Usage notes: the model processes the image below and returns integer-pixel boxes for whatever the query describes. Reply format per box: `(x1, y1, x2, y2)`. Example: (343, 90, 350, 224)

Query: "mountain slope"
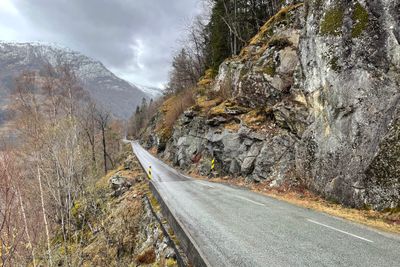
(0, 41, 147, 119)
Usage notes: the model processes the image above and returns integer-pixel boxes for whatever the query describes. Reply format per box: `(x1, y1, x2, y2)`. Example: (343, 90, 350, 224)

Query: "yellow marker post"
(211, 158, 215, 171)
(147, 165, 152, 180)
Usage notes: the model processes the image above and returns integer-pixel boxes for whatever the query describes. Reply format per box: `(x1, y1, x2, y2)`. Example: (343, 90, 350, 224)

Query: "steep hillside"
(33, 153, 179, 266)
(0, 41, 147, 119)
(141, 1, 400, 211)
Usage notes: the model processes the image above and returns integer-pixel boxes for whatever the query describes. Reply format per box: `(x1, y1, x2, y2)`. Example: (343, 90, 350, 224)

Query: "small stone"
(164, 247, 176, 259)
(269, 180, 278, 187)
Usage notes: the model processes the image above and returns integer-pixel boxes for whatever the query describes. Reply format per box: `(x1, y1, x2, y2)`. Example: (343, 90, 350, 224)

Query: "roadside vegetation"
(0, 65, 125, 266)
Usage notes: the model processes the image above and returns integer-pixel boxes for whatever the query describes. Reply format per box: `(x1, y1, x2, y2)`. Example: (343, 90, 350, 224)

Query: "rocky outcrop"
(155, 4, 307, 186)
(145, 1, 399, 210)
(296, 0, 400, 209)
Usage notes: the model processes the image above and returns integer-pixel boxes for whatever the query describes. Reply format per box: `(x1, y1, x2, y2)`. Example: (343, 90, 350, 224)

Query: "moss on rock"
(264, 59, 277, 76)
(351, 2, 369, 38)
(320, 6, 344, 36)
(329, 56, 341, 72)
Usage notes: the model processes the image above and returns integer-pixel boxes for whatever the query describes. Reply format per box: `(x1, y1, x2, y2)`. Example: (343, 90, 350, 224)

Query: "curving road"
(130, 141, 400, 267)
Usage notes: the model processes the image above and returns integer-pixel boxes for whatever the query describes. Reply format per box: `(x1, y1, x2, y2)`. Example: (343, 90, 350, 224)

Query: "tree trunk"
(102, 126, 107, 174)
(36, 163, 52, 266)
(17, 188, 36, 267)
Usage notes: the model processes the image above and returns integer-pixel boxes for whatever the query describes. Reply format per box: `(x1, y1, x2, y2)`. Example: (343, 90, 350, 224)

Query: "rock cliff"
(143, 1, 399, 210)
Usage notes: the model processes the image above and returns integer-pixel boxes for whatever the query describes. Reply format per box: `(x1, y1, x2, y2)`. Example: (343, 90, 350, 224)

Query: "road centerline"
(307, 219, 373, 243)
(235, 195, 265, 207)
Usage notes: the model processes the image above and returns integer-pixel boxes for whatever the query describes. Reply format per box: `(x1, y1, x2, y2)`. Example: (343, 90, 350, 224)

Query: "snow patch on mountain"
(132, 83, 163, 99)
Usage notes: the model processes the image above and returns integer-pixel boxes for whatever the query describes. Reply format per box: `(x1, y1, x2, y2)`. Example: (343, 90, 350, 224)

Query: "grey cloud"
(9, 0, 202, 86)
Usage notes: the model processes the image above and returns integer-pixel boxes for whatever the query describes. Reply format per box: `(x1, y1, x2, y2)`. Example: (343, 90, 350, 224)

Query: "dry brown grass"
(195, 96, 223, 114)
(197, 69, 215, 87)
(136, 247, 156, 264)
(148, 146, 158, 156)
(224, 122, 241, 131)
(157, 89, 195, 140)
(240, 109, 267, 128)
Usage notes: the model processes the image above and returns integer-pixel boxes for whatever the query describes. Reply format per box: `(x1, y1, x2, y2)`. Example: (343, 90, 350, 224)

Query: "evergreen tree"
(208, 0, 231, 71)
(206, 0, 282, 72)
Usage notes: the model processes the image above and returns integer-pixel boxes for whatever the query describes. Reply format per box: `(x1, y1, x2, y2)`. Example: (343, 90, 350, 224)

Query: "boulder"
(148, 1, 400, 210)
(253, 133, 296, 182)
(109, 173, 132, 197)
(241, 143, 262, 175)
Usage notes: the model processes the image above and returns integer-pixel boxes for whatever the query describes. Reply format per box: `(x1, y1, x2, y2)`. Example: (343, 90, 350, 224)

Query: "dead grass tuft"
(136, 247, 156, 264)
(196, 96, 223, 114)
(157, 89, 195, 140)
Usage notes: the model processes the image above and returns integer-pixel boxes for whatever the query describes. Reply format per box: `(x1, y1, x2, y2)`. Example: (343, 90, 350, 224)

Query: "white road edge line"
(235, 196, 265, 207)
(195, 181, 215, 188)
(307, 219, 373, 243)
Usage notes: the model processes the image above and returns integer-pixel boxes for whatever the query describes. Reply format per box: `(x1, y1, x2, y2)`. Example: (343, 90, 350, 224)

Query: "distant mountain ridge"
(131, 83, 163, 99)
(0, 41, 149, 119)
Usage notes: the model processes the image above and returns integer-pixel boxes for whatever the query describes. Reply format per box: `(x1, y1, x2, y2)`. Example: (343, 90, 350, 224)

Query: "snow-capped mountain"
(131, 83, 163, 99)
(0, 41, 148, 119)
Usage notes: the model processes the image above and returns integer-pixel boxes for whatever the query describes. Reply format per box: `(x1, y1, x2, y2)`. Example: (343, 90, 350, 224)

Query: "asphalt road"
(130, 141, 400, 267)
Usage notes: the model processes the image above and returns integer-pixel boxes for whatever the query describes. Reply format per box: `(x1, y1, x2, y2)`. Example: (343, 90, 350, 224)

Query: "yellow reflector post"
(148, 166, 152, 179)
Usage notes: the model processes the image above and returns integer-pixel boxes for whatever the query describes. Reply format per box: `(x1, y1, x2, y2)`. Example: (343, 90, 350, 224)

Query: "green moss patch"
(320, 6, 344, 36)
(351, 2, 369, 38)
(329, 56, 341, 72)
(263, 59, 277, 76)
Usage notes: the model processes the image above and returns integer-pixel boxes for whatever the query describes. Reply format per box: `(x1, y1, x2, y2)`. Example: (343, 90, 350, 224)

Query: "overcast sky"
(0, 0, 203, 88)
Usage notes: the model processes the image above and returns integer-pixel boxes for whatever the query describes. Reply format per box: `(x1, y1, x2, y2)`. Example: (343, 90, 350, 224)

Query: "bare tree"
(0, 150, 37, 267)
(80, 101, 98, 166)
(95, 108, 111, 174)
(12, 72, 53, 266)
